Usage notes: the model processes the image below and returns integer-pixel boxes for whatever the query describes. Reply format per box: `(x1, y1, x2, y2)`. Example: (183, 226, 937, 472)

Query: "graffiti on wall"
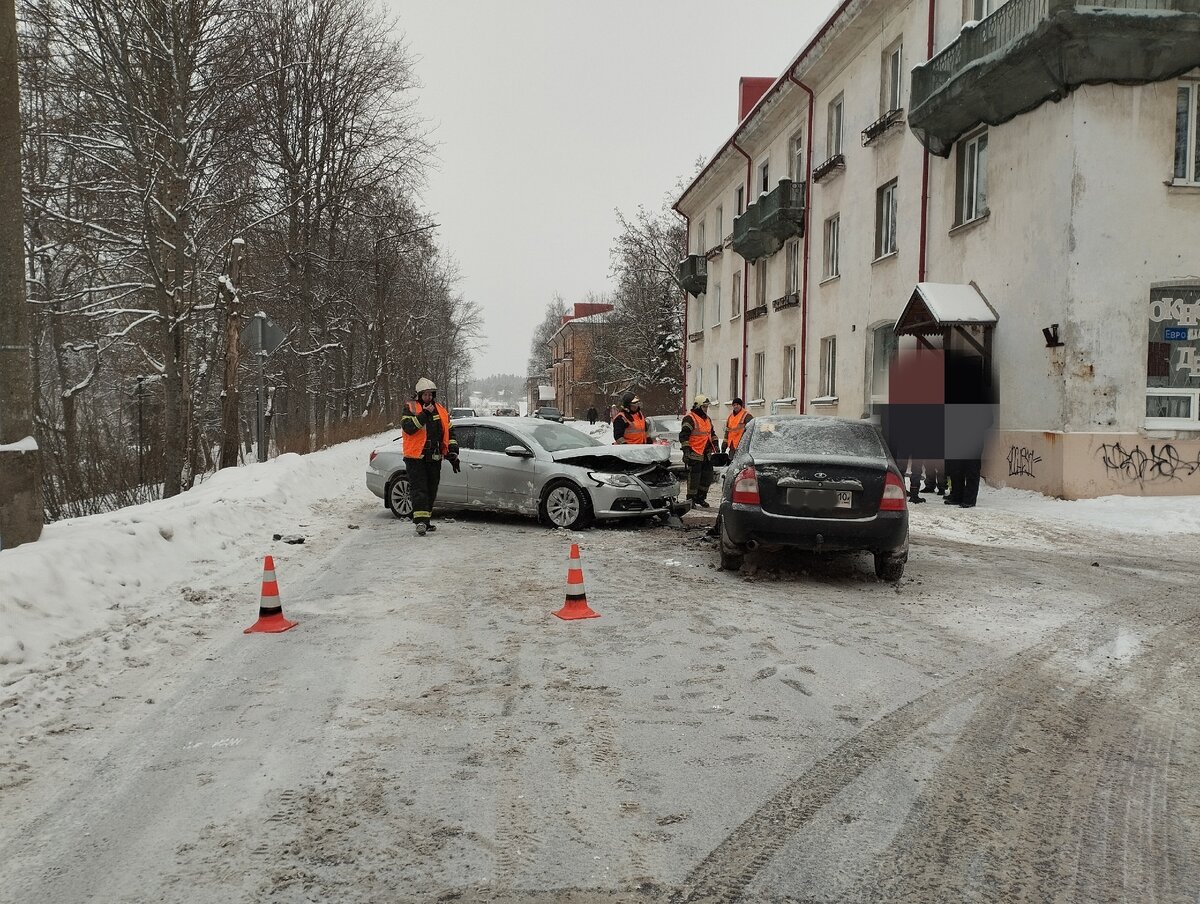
(1006, 446, 1042, 478)
(1097, 442, 1200, 484)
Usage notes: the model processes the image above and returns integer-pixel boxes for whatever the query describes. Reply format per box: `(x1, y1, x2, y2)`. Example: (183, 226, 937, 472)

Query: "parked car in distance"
(367, 416, 684, 529)
(533, 406, 564, 422)
(450, 407, 477, 418)
(715, 415, 909, 580)
(493, 407, 519, 417)
(644, 415, 685, 475)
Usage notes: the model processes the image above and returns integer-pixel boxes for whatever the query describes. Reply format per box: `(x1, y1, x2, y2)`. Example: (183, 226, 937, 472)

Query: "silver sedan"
(366, 416, 684, 529)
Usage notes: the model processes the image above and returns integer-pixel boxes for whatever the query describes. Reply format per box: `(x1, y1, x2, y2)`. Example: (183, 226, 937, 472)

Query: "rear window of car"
(538, 407, 561, 416)
(749, 418, 886, 459)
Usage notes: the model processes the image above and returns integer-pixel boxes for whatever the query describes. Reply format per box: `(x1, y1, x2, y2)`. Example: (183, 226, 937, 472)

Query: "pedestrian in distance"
(400, 377, 460, 536)
(680, 394, 719, 507)
(587, 406, 598, 425)
(723, 397, 753, 454)
(612, 392, 648, 444)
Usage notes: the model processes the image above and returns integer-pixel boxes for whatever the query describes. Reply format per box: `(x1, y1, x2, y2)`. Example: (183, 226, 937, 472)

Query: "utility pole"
(0, 0, 42, 550)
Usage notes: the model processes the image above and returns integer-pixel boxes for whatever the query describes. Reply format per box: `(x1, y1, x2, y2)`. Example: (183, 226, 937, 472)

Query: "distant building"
(674, 0, 1200, 498)
(547, 302, 614, 419)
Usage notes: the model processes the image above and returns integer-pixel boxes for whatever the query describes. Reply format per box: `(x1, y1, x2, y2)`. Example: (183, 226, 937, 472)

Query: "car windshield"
(524, 422, 603, 452)
(749, 417, 886, 459)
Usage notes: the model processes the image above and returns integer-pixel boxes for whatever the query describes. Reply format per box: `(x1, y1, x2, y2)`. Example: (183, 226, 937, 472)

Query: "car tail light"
(369, 450, 378, 464)
(731, 466, 760, 505)
(880, 472, 908, 511)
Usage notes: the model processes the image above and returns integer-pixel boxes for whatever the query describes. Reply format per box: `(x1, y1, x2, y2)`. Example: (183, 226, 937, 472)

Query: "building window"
(956, 129, 989, 225)
(783, 345, 797, 397)
(819, 336, 837, 398)
(753, 351, 766, 402)
(735, 185, 745, 216)
(716, 204, 724, 242)
(786, 239, 800, 294)
(697, 219, 706, 255)
(697, 365, 704, 395)
(964, 0, 997, 22)
(694, 294, 704, 329)
(1175, 80, 1200, 185)
(828, 93, 844, 156)
(790, 131, 804, 181)
(870, 322, 898, 402)
(875, 179, 898, 258)
(758, 157, 771, 195)
(823, 214, 840, 279)
(1146, 284, 1200, 425)
(882, 40, 903, 113)
(712, 364, 720, 400)
(755, 261, 768, 310)
(730, 358, 740, 399)
(713, 282, 722, 324)
(731, 271, 742, 317)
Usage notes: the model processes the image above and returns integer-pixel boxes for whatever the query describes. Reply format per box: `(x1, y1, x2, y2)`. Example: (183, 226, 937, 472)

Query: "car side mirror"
(504, 445, 533, 458)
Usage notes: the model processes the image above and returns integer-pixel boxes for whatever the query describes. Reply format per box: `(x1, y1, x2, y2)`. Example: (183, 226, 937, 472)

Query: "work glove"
(417, 406, 432, 425)
(449, 456, 461, 474)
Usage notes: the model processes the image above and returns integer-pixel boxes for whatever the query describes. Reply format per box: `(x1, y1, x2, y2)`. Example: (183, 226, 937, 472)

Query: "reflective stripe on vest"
(726, 409, 749, 449)
(685, 411, 713, 456)
(402, 401, 451, 459)
(624, 412, 647, 444)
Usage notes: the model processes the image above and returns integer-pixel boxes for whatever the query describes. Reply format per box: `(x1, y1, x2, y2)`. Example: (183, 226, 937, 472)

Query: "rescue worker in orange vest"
(612, 392, 648, 444)
(723, 397, 754, 454)
(679, 394, 719, 507)
(400, 377, 460, 537)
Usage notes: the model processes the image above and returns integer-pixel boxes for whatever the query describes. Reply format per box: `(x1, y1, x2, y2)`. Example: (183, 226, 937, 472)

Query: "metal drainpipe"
(681, 213, 690, 413)
(919, 0, 936, 283)
(787, 72, 815, 414)
(732, 141, 751, 401)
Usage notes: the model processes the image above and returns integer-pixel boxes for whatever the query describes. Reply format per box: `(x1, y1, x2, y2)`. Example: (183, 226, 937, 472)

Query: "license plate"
(787, 488, 854, 509)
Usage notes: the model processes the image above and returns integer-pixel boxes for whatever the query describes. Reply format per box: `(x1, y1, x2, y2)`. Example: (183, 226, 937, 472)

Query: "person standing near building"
(723, 398, 753, 454)
(680, 394, 719, 507)
(612, 392, 648, 444)
(587, 406, 598, 425)
(400, 377, 459, 536)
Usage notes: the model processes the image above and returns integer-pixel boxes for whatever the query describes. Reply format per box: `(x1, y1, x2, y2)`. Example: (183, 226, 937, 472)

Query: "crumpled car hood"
(552, 444, 670, 472)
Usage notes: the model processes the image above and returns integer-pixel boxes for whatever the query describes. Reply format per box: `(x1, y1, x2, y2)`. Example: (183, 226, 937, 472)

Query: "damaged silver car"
(366, 416, 685, 529)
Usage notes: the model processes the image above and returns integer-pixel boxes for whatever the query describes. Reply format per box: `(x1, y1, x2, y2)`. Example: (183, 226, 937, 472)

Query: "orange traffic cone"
(244, 555, 298, 634)
(553, 543, 599, 620)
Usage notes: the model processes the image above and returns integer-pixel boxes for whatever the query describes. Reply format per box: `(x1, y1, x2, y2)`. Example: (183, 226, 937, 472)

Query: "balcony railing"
(909, 0, 1200, 156)
(730, 179, 807, 262)
(812, 154, 845, 184)
(772, 293, 801, 312)
(677, 254, 708, 297)
(745, 304, 769, 321)
(862, 108, 905, 147)
(688, 330, 705, 343)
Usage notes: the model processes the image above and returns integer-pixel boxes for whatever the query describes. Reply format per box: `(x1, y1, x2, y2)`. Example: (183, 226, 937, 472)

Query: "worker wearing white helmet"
(679, 394, 718, 508)
(400, 377, 460, 536)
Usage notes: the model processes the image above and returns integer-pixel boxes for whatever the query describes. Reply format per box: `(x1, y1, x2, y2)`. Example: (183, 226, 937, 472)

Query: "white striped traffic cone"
(244, 555, 299, 634)
(553, 543, 599, 620)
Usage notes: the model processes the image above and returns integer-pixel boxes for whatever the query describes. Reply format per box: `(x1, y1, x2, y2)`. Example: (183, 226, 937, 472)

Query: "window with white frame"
(731, 271, 742, 317)
(716, 204, 724, 242)
(1146, 284, 1200, 425)
(1175, 80, 1200, 185)
(735, 185, 745, 216)
(755, 261, 768, 310)
(823, 214, 840, 279)
(697, 365, 704, 395)
(882, 39, 903, 113)
(790, 131, 804, 181)
(753, 352, 766, 402)
(712, 281, 722, 324)
(819, 336, 837, 398)
(758, 157, 771, 195)
(697, 219, 706, 255)
(828, 93, 844, 157)
(712, 364, 720, 399)
(783, 345, 797, 397)
(730, 358, 740, 399)
(875, 179, 898, 258)
(870, 322, 898, 402)
(964, 0, 998, 22)
(956, 129, 989, 225)
(786, 239, 800, 295)
(694, 294, 704, 329)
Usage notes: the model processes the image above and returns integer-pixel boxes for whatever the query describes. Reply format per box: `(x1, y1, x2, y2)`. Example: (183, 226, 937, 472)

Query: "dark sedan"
(715, 415, 909, 580)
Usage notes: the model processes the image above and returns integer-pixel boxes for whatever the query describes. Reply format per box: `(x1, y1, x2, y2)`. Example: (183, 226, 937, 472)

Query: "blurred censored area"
(875, 349, 998, 461)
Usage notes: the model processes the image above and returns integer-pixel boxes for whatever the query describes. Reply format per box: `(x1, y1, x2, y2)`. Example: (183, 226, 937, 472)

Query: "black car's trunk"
(752, 456, 888, 519)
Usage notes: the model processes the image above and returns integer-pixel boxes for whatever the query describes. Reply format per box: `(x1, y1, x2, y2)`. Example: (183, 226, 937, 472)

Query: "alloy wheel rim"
(391, 480, 413, 517)
(546, 487, 579, 526)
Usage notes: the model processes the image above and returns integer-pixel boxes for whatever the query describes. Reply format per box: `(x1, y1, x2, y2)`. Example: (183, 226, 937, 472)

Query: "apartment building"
(547, 302, 614, 420)
(675, 0, 1200, 498)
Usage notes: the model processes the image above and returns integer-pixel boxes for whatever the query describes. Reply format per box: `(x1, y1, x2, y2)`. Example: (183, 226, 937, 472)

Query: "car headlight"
(589, 472, 636, 488)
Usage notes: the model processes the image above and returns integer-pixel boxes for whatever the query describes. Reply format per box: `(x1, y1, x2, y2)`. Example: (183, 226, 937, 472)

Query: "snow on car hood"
(552, 444, 670, 472)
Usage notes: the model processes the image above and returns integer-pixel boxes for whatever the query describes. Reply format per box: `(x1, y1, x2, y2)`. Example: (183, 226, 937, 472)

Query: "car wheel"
(385, 474, 413, 520)
(540, 479, 592, 529)
(874, 552, 905, 582)
(718, 516, 744, 572)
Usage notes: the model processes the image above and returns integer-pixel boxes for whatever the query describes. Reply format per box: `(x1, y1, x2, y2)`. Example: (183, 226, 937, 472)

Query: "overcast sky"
(387, 0, 839, 379)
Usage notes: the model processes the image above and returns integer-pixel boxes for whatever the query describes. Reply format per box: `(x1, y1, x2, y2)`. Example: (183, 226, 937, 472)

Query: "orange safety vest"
(402, 401, 451, 459)
(684, 410, 714, 456)
(620, 411, 647, 444)
(726, 409, 749, 450)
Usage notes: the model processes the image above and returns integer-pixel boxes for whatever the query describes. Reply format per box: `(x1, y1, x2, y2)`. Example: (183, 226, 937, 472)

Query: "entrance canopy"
(894, 282, 998, 336)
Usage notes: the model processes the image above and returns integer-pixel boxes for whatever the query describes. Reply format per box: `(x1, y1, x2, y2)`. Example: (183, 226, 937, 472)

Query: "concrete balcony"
(910, 0, 1200, 156)
(731, 179, 807, 262)
(677, 254, 708, 297)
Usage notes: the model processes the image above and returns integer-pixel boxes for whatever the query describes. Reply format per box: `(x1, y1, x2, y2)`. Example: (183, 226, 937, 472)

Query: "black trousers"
(945, 459, 981, 505)
(686, 454, 714, 502)
(405, 456, 441, 524)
